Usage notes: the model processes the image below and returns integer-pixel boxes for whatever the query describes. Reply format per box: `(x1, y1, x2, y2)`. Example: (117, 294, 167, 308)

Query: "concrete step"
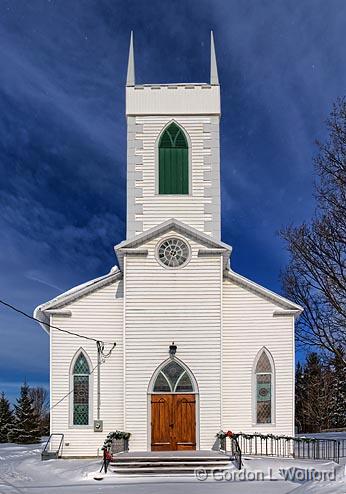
(109, 451, 233, 475)
(112, 465, 233, 475)
(112, 453, 230, 463)
(111, 460, 230, 468)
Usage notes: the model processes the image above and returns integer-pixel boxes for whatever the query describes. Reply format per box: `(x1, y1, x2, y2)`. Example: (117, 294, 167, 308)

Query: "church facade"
(35, 33, 301, 457)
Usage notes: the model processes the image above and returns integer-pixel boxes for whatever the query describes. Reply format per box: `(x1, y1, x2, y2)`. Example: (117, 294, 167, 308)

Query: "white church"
(35, 33, 302, 457)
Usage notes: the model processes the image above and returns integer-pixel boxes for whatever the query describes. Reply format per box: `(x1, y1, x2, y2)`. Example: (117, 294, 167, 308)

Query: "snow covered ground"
(0, 438, 345, 494)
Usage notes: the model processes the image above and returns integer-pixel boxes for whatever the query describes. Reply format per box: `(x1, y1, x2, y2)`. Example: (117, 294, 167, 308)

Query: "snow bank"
(0, 440, 345, 493)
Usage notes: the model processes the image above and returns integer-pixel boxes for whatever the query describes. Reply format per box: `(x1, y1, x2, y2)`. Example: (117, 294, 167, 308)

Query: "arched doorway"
(148, 358, 198, 451)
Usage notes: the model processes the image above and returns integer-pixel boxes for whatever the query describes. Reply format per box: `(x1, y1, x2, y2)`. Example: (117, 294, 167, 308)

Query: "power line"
(0, 298, 116, 346)
(48, 351, 114, 413)
(0, 298, 117, 412)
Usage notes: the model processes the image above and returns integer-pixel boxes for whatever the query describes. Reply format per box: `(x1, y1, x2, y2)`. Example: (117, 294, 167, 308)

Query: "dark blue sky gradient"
(0, 0, 345, 402)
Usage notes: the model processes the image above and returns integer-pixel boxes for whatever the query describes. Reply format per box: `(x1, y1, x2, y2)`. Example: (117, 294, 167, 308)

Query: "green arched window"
(72, 352, 90, 426)
(159, 123, 189, 194)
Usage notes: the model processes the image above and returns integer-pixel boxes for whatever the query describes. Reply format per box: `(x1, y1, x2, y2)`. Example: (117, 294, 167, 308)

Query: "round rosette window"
(157, 238, 190, 268)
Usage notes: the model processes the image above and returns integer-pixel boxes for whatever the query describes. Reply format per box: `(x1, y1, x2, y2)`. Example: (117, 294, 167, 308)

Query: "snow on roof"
(33, 266, 122, 333)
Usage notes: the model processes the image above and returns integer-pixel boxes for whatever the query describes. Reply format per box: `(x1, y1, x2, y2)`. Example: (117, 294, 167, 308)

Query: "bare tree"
(281, 98, 346, 365)
(29, 386, 49, 435)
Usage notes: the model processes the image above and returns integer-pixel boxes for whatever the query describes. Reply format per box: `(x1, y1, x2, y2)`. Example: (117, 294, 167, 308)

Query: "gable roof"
(33, 266, 122, 333)
(115, 217, 231, 252)
(224, 269, 303, 313)
(34, 221, 301, 334)
(115, 219, 232, 269)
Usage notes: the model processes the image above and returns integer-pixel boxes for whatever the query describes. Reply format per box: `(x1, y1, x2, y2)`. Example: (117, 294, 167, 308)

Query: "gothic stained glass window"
(158, 122, 189, 195)
(153, 361, 193, 393)
(255, 350, 273, 424)
(73, 352, 90, 425)
(256, 352, 271, 373)
(176, 372, 194, 392)
(153, 372, 170, 393)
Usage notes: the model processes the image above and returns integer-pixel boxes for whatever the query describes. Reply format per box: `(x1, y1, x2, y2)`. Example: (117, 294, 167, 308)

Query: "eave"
(33, 267, 123, 334)
(224, 269, 303, 314)
(115, 218, 232, 270)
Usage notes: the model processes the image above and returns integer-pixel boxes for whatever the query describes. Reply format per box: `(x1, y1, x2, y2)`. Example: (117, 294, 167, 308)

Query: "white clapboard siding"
(50, 280, 124, 457)
(222, 278, 295, 436)
(48, 253, 295, 456)
(124, 230, 223, 450)
(133, 116, 216, 235)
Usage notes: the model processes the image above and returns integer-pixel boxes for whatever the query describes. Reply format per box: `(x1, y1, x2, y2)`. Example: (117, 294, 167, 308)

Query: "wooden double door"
(151, 394, 196, 451)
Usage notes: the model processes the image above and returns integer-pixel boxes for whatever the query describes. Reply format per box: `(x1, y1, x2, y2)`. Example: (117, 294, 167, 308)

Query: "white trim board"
(34, 268, 123, 333)
(224, 270, 303, 312)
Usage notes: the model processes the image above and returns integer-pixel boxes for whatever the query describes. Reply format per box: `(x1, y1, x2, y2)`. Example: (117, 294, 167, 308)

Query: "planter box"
(110, 438, 129, 454)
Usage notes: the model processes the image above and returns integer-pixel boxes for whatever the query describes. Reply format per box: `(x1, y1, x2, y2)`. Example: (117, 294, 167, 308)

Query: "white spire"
(126, 31, 135, 86)
(210, 31, 219, 85)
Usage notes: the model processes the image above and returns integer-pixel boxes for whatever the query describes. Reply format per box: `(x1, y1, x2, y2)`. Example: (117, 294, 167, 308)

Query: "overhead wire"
(48, 351, 115, 413)
(0, 298, 116, 346)
(0, 298, 117, 411)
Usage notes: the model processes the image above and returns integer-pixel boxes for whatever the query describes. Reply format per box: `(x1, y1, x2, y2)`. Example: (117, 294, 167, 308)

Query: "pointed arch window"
(153, 360, 194, 393)
(72, 352, 90, 425)
(158, 123, 189, 195)
(255, 350, 273, 424)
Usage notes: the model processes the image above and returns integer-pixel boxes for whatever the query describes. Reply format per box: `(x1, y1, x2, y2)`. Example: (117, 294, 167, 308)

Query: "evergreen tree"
(295, 362, 305, 433)
(329, 347, 346, 429)
(0, 392, 13, 443)
(296, 352, 340, 433)
(7, 383, 41, 444)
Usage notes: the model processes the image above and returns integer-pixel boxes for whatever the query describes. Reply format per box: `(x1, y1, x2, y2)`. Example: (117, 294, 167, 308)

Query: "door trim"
(147, 357, 200, 451)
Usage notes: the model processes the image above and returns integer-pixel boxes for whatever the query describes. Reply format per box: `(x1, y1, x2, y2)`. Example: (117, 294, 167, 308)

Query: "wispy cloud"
(0, 0, 345, 396)
(25, 271, 64, 292)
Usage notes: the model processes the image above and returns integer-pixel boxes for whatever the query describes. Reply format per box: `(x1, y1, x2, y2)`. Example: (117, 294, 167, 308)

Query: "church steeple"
(125, 33, 221, 240)
(126, 31, 135, 87)
(210, 31, 219, 85)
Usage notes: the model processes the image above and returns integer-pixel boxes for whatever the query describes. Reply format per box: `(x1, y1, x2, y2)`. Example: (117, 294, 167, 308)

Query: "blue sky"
(0, 0, 345, 403)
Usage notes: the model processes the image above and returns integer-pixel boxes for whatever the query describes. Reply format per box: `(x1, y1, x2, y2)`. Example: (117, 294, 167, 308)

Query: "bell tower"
(125, 32, 221, 240)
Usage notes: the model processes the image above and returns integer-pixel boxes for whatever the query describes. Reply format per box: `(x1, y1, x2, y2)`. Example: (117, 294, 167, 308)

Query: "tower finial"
(210, 31, 219, 85)
(126, 31, 135, 86)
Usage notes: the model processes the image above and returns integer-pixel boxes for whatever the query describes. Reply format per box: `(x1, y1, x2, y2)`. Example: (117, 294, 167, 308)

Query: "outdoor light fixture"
(169, 341, 177, 357)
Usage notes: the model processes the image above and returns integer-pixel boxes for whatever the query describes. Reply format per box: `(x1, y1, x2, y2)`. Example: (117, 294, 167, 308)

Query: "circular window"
(157, 238, 190, 268)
